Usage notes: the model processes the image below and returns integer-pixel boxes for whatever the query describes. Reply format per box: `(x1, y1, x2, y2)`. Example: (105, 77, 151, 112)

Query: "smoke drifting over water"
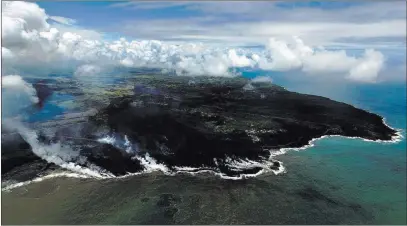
(3, 119, 402, 192)
(1, 75, 403, 192)
(2, 120, 113, 179)
(1, 127, 288, 192)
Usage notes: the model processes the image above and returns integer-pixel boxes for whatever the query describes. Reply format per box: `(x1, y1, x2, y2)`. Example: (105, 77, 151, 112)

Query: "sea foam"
(2, 118, 402, 191)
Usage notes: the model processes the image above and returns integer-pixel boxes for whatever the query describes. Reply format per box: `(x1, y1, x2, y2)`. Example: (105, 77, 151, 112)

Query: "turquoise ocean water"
(252, 73, 407, 224)
(7, 72, 406, 224)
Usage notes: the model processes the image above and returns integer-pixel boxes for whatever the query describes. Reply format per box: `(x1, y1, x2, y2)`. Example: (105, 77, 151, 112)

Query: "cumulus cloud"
(2, 47, 14, 60)
(2, 1, 49, 31)
(51, 23, 104, 40)
(256, 37, 303, 71)
(2, 75, 39, 103)
(228, 49, 254, 67)
(255, 36, 385, 82)
(74, 64, 103, 77)
(301, 50, 357, 73)
(2, 75, 39, 118)
(1, 2, 251, 77)
(1, 1, 387, 82)
(348, 49, 385, 82)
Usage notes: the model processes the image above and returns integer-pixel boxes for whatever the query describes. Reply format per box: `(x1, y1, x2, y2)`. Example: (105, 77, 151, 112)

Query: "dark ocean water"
(2, 72, 406, 224)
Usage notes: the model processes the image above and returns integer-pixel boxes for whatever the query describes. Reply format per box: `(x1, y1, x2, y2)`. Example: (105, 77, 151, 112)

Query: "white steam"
(243, 82, 255, 91)
(3, 120, 112, 178)
(242, 75, 273, 92)
(97, 133, 138, 154)
(251, 76, 273, 84)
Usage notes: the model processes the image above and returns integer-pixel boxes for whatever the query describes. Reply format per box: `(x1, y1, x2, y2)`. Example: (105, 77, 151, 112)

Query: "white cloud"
(2, 47, 14, 60)
(109, 1, 406, 49)
(2, 75, 39, 103)
(348, 49, 385, 82)
(2, 75, 39, 118)
(255, 37, 385, 81)
(74, 64, 102, 77)
(2, 1, 49, 31)
(51, 23, 103, 40)
(120, 58, 134, 67)
(0, 1, 392, 82)
(113, 18, 405, 50)
(301, 50, 358, 74)
(49, 16, 77, 25)
(228, 49, 254, 67)
(256, 37, 303, 71)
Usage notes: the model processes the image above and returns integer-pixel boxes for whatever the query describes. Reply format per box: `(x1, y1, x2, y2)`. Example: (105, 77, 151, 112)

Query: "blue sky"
(37, 1, 406, 50)
(37, 1, 406, 64)
(38, 1, 367, 26)
(37, 1, 371, 28)
(3, 1, 406, 83)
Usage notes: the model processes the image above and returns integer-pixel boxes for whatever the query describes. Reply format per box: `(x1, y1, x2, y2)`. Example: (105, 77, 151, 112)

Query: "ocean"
(269, 75, 407, 224)
(1, 72, 406, 224)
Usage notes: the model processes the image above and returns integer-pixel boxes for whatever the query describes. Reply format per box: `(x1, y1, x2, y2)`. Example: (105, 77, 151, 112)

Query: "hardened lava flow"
(1, 75, 400, 185)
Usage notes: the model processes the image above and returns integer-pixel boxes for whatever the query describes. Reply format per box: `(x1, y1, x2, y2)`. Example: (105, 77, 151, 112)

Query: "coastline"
(3, 116, 403, 192)
(270, 117, 404, 158)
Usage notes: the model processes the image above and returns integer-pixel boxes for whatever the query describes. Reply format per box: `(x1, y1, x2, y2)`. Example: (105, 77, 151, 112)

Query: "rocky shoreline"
(1, 75, 400, 184)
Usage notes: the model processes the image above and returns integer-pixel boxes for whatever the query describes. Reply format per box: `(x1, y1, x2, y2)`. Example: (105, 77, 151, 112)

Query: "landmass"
(1, 75, 400, 184)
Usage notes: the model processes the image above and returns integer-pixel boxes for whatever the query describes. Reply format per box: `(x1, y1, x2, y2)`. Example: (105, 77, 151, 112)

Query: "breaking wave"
(1, 117, 403, 192)
(3, 120, 114, 179)
(95, 133, 286, 180)
(2, 172, 89, 191)
(268, 118, 403, 157)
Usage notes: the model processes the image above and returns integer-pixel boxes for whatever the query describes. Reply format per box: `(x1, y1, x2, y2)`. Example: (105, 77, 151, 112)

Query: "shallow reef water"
(1, 75, 406, 224)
